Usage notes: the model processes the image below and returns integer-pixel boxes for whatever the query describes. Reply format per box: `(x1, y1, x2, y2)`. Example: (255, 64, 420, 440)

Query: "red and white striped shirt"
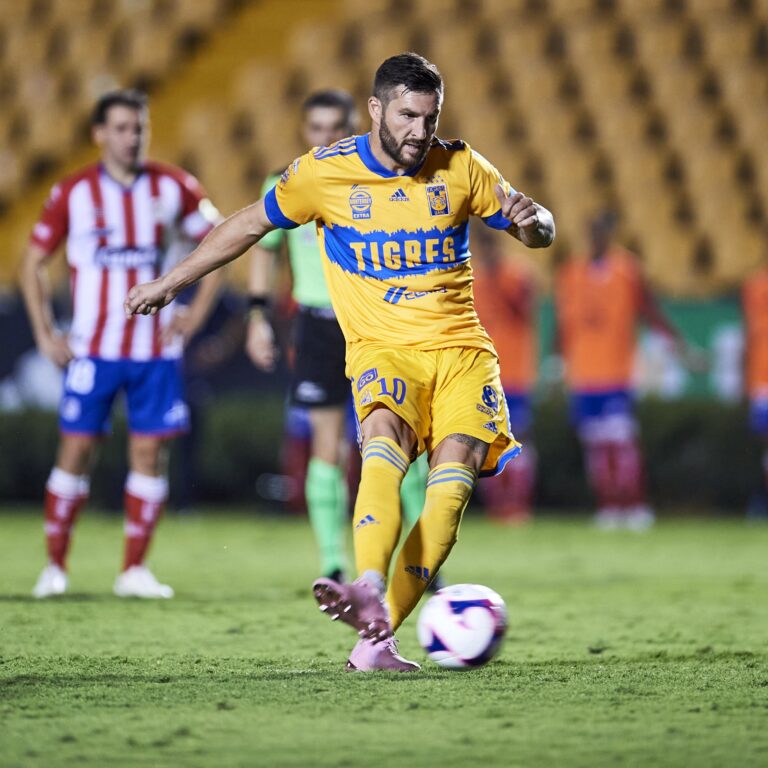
(30, 161, 218, 361)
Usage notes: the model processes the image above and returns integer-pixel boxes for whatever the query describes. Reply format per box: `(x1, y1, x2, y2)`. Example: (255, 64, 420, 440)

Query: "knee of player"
(56, 434, 98, 475)
(360, 407, 416, 456)
(128, 436, 168, 476)
(431, 433, 489, 472)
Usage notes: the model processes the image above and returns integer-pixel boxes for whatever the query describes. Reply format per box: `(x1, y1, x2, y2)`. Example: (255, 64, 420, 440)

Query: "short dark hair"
(302, 89, 358, 128)
(91, 89, 148, 126)
(373, 52, 443, 103)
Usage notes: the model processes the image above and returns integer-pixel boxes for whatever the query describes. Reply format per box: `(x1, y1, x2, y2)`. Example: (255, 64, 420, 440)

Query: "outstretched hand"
(494, 184, 538, 230)
(124, 278, 175, 317)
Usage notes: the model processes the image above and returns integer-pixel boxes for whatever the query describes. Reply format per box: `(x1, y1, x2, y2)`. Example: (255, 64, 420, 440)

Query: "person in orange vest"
(555, 211, 692, 530)
(742, 252, 768, 516)
(472, 226, 538, 523)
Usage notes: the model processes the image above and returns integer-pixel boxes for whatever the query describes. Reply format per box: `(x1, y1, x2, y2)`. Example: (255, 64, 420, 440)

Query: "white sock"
(359, 569, 386, 596)
(47, 468, 84, 499)
(125, 472, 168, 503)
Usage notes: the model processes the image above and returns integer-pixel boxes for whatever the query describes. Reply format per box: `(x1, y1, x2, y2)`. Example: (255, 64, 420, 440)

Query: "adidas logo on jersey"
(389, 188, 409, 202)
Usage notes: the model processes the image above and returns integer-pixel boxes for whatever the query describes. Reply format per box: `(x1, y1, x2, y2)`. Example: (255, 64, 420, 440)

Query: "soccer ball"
(417, 583, 508, 669)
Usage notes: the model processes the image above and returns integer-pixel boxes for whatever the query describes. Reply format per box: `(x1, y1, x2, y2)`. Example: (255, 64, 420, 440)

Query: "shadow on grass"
(0, 593, 115, 603)
(0, 666, 453, 692)
(4, 649, 762, 691)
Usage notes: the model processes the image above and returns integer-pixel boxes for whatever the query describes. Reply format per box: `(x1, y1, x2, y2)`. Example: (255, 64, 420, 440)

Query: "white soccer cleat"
(625, 505, 656, 531)
(113, 565, 174, 599)
(32, 564, 68, 598)
(593, 508, 622, 530)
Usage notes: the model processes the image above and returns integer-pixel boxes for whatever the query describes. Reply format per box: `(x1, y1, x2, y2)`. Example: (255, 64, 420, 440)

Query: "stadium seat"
(0, 148, 23, 202)
(633, 19, 689, 63)
(701, 15, 755, 61)
(479, 0, 551, 18)
(125, 26, 180, 82)
(546, 0, 600, 18)
(173, 0, 225, 29)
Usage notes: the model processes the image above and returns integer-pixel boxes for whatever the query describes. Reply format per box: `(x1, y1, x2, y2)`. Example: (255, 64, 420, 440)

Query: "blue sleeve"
(264, 186, 299, 230)
(481, 209, 514, 230)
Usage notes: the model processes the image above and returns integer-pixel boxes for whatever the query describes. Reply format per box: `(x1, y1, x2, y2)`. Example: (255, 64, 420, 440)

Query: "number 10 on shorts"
(377, 376, 406, 405)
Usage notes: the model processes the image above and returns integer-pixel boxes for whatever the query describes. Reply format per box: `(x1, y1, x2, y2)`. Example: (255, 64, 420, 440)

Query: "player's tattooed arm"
(494, 185, 555, 249)
(125, 199, 276, 317)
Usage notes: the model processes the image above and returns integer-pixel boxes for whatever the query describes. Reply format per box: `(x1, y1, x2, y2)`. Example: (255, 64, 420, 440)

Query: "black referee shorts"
(290, 305, 350, 408)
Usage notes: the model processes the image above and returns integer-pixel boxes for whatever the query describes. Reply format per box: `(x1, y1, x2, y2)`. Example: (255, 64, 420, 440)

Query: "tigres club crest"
(426, 182, 450, 217)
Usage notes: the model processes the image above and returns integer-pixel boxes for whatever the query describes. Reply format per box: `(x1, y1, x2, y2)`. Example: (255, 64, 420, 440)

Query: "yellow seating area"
(0, 0, 229, 206)
(1, 0, 767, 295)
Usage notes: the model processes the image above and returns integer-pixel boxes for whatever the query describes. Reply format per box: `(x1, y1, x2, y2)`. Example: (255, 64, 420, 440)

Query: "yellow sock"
(386, 462, 476, 630)
(352, 437, 409, 578)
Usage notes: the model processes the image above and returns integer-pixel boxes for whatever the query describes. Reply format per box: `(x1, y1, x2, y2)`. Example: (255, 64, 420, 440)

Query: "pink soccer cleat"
(312, 575, 392, 641)
(346, 636, 421, 672)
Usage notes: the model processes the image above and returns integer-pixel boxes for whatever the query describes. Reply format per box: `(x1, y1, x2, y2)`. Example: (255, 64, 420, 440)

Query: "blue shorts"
(569, 389, 634, 427)
(59, 357, 189, 436)
(284, 403, 312, 440)
(504, 391, 533, 434)
(284, 395, 356, 442)
(750, 398, 768, 434)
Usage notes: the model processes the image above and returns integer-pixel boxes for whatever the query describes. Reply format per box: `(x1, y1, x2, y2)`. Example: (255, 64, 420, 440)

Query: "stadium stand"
(1, 0, 767, 293)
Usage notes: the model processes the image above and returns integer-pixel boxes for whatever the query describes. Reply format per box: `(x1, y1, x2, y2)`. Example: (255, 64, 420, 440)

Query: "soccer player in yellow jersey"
(126, 53, 555, 671)
(247, 89, 429, 585)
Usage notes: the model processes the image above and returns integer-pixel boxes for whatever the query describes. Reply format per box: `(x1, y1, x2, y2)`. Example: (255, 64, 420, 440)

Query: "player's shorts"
(284, 402, 312, 440)
(290, 306, 349, 408)
(749, 397, 768, 434)
(347, 343, 520, 477)
(569, 388, 636, 442)
(504, 390, 533, 434)
(59, 357, 189, 437)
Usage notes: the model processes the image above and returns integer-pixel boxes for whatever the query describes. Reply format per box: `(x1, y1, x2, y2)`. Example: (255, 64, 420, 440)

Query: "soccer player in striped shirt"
(126, 54, 555, 670)
(20, 90, 221, 598)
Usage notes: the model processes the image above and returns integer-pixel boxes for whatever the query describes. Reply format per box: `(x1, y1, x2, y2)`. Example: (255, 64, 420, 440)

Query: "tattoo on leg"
(445, 433, 487, 455)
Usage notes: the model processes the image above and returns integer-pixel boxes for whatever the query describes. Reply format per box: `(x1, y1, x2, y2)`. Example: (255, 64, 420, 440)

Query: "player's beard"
(379, 118, 429, 168)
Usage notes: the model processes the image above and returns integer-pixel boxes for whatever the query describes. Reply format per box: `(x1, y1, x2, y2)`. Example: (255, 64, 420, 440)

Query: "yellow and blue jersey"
(264, 133, 516, 353)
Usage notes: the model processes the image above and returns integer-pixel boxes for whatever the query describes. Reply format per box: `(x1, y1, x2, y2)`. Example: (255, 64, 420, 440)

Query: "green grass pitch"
(2, 509, 767, 767)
